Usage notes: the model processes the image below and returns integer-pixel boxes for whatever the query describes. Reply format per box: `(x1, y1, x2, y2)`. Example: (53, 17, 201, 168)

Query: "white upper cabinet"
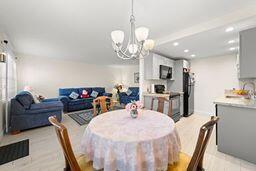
(239, 27, 256, 79)
(144, 53, 174, 80)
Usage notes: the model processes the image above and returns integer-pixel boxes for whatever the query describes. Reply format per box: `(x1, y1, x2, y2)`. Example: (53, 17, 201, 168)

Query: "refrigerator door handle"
(188, 75, 192, 97)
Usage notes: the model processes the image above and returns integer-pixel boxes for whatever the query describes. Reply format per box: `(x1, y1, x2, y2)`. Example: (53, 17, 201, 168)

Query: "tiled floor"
(0, 113, 256, 171)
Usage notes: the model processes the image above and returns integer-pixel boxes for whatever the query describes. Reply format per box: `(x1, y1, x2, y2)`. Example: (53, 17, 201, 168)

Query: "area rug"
(68, 106, 125, 126)
(0, 139, 29, 165)
(68, 110, 94, 126)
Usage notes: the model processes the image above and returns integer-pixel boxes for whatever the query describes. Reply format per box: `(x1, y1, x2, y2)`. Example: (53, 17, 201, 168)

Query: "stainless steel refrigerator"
(183, 71, 194, 117)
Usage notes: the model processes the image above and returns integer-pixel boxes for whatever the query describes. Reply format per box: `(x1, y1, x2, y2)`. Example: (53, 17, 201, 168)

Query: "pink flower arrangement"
(125, 100, 143, 112)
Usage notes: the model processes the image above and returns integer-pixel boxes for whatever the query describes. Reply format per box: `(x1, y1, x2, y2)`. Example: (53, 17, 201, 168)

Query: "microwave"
(159, 65, 172, 79)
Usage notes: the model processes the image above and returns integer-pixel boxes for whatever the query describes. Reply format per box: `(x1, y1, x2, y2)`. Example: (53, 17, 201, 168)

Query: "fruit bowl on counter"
(224, 89, 250, 99)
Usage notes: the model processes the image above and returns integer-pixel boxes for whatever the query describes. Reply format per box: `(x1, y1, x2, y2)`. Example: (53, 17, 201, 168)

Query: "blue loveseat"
(10, 91, 63, 132)
(119, 87, 139, 105)
(59, 87, 112, 112)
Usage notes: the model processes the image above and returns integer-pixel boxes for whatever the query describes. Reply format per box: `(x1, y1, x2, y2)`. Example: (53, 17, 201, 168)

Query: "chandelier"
(111, 0, 155, 60)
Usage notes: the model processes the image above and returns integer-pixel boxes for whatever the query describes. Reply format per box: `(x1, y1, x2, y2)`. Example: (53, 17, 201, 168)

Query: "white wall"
(17, 55, 139, 98)
(190, 54, 239, 115)
(120, 65, 139, 88)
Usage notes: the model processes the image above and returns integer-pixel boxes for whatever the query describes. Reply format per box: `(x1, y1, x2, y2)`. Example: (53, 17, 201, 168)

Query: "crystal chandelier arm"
(117, 52, 132, 59)
(134, 41, 144, 58)
(116, 48, 135, 59)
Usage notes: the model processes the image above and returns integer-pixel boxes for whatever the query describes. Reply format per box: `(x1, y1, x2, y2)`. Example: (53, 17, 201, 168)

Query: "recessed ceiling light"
(184, 49, 189, 53)
(173, 42, 179, 46)
(191, 54, 196, 57)
(229, 47, 237, 51)
(228, 40, 235, 44)
(225, 27, 234, 32)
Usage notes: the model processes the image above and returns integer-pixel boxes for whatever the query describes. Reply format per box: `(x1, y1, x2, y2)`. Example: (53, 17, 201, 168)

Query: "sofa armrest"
(10, 99, 25, 115)
(59, 96, 70, 103)
(58, 96, 70, 112)
(103, 93, 112, 97)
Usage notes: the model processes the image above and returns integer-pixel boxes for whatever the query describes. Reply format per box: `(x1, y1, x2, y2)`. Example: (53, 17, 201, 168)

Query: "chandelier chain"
(131, 0, 134, 16)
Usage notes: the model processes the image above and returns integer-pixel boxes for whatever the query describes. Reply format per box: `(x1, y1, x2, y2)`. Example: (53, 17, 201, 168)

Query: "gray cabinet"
(239, 27, 256, 79)
(216, 105, 256, 164)
(144, 53, 174, 80)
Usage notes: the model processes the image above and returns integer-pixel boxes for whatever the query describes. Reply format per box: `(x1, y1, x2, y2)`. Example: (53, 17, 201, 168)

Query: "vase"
(130, 109, 138, 118)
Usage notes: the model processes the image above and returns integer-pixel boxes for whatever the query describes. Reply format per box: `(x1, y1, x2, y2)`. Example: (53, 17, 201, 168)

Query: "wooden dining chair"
(168, 116, 219, 171)
(151, 97, 173, 117)
(48, 116, 93, 171)
(93, 96, 113, 116)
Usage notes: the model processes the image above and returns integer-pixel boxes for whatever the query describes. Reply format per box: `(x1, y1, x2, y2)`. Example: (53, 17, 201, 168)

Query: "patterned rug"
(68, 110, 93, 126)
(68, 106, 124, 126)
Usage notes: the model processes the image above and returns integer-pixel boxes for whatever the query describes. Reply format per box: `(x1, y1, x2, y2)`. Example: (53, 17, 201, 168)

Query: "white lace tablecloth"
(80, 109, 181, 171)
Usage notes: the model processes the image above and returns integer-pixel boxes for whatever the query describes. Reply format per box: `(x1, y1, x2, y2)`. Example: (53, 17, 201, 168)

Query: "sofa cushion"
(16, 91, 34, 109)
(27, 101, 63, 114)
(68, 98, 94, 106)
(30, 101, 63, 111)
(59, 88, 79, 97)
(92, 87, 105, 96)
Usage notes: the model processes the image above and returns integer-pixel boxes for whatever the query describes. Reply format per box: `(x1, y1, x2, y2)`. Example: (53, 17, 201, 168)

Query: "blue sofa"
(119, 87, 139, 105)
(59, 87, 112, 112)
(10, 91, 63, 132)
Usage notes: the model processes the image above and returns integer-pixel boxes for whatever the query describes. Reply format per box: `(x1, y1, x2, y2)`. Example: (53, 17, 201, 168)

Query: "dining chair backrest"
(48, 116, 81, 171)
(187, 116, 219, 171)
(93, 96, 112, 115)
(150, 97, 172, 116)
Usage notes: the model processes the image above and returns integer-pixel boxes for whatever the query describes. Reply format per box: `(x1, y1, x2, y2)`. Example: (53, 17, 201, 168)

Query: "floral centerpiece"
(125, 101, 143, 118)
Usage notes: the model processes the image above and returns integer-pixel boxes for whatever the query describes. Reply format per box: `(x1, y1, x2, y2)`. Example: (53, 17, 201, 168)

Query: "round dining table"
(80, 109, 181, 171)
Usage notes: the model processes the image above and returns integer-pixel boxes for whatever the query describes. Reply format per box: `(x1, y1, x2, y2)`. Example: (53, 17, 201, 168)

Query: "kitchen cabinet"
(239, 27, 256, 79)
(144, 53, 174, 80)
(215, 103, 256, 164)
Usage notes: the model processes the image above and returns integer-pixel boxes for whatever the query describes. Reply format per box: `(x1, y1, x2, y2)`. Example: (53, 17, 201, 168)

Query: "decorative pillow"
(69, 91, 79, 99)
(126, 89, 133, 96)
(91, 90, 99, 98)
(80, 90, 90, 99)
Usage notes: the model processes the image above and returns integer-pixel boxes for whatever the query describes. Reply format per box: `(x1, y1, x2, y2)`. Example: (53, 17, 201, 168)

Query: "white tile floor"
(0, 113, 256, 171)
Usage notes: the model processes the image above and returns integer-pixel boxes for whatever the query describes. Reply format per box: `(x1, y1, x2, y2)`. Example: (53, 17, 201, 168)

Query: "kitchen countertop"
(214, 97, 256, 109)
(143, 92, 184, 98)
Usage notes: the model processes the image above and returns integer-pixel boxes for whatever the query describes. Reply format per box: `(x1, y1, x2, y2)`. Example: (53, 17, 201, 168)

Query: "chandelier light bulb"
(144, 39, 155, 50)
(111, 30, 124, 44)
(110, 0, 154, 59)
(128, 44, 138, 54)
(135, 27, 149, 42)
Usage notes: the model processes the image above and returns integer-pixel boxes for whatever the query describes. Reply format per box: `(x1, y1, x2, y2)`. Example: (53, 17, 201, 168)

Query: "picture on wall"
(134, 72, 139, 83)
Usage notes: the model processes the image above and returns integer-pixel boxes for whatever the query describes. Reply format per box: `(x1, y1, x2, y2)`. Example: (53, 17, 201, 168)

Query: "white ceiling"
(155, 16, 256, 59)
(0, 0, 256, 64)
